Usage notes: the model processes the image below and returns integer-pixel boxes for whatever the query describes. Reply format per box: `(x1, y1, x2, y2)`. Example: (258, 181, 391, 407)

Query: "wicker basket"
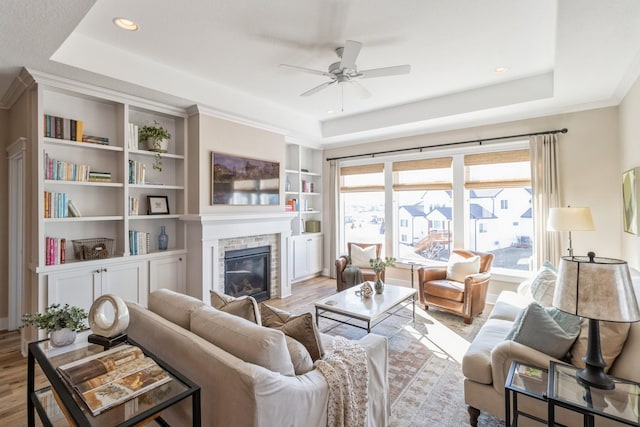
(72, 238, 114, 261)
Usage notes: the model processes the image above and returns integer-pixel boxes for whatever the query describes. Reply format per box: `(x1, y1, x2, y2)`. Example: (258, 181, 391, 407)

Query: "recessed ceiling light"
(327, 109, 335, 114)
(493, 66, 509, 74)
(113, 17, 138, 31)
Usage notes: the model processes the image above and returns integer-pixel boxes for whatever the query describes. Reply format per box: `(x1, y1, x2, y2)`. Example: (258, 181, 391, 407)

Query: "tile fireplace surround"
(182, 213, 296, 302)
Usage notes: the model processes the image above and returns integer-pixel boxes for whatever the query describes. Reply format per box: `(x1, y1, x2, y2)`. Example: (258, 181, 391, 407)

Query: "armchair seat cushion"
(424, 280, 464, 302)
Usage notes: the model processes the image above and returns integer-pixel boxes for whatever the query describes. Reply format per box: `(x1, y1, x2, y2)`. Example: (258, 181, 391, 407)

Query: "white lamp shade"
(547, 207, 595, 231)
(553, 255, 640, 322)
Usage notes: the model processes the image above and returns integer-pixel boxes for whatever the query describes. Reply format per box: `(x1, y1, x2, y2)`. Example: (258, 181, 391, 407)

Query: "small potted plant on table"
(22, 303, 88, 347)
(139, 121, 171, 171)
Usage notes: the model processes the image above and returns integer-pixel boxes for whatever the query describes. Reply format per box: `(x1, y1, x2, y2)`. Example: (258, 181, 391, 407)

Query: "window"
(340, 164, 385, 253)
(337, 144, 533, 273)
(465, 150, 532, 271)
(393, 157, 452, 262)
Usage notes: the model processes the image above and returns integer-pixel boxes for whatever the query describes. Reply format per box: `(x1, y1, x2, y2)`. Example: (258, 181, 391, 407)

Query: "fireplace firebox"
(224, 246, 271, 302)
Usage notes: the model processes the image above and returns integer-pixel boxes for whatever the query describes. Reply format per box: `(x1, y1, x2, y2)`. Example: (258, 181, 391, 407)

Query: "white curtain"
(530, 134, 562, 269)
(328, 159, 341, 278)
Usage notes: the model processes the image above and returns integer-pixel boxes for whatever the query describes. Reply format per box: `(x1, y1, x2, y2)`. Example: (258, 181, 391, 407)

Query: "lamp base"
(578, 318, 615, 390)
(576, 366, 614, 390)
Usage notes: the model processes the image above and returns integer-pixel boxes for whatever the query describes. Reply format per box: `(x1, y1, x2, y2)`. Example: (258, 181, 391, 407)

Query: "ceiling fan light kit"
(280, 40, 411, 100)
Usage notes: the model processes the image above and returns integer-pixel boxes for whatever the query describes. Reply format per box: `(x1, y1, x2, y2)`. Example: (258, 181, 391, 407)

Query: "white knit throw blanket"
(315, 336, 369, 427)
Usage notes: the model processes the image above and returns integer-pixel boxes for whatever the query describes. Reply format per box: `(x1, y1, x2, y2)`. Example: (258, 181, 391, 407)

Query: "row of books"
(44, 115, 84, 142)
(45, 237, 66, 265)
(301, 180, 315, 193)
(127, 123, 140, 150)
(44, 191, 69, 218)
(88, 171, 112, 183)
(129, 230, 151, 255)
(129, 160, 147, 184)
(44, 151, 91, 182)
(129, 196, 140, 215)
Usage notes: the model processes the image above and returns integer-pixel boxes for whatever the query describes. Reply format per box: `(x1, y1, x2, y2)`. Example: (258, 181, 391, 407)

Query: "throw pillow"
(505, 302, 582, 360)
(190, 305, 295, 376)
(261, 304, 324, 361)
(284, 335, 314, 375)
(210, 290, 261, 324)
(148, 289, 206, 330)
(528, 266, 557, 307)
(569, 320, 630, 373)
(446, 253, 480, 282)
(350, 244, 377, 269)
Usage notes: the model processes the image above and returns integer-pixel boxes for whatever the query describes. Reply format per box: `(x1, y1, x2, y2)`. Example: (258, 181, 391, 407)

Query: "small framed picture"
(147, 195, 170, 215)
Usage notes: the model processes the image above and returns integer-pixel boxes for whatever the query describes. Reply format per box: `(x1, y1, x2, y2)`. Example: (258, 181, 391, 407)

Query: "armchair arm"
(335, 256, 349, 292)
(465, 271, 491, 285)
(462, 272, 491, 319)
(417, 266, 447, 282)
(490, 340, 561, 394)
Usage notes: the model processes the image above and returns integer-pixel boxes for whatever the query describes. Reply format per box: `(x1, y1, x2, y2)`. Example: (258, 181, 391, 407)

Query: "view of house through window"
(339, 145, 533, 272)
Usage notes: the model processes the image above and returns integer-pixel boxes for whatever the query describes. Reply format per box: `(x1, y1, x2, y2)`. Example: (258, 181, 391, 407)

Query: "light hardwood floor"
(0, 276, 337, 427)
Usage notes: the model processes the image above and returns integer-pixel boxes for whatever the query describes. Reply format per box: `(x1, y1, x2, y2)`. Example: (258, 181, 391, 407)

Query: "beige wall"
(323, 107, 622, 287)
(0, 109, 8, 320)
(191, 114, 286, 213)
(620, 73, 640, 271)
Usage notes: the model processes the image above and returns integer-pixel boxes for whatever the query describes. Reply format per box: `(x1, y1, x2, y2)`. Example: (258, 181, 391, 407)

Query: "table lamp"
(547, 207, 595, 257)
(553, 252, 640, 389)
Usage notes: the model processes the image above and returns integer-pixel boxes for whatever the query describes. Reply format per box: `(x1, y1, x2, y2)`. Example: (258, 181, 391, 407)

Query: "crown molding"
(0, 68, 35, 109)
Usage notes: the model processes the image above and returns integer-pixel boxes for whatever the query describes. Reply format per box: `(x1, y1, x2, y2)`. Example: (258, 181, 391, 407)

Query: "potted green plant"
(369, 256, 396, 294)
(139, 121, 171, 171)
(22, 303, 88, 347)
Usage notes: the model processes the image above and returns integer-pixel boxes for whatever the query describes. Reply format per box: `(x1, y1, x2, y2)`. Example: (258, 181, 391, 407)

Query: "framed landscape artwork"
(622, 167, 639, 234)
(211, 152, 280, 205)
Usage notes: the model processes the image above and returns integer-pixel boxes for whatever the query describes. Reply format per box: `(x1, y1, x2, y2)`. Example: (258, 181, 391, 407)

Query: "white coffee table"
(314, 283, 417, 333)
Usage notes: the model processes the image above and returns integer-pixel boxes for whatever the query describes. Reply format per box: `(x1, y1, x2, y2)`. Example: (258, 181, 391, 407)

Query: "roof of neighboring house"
(426, 205, 497, 220)
(469, 189, 502, 198)
(400, 204, 426, 217)
(521, 208, 532, 218)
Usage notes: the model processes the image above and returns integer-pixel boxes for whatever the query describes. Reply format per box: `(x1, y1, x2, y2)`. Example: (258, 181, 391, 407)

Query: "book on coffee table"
(57, 344, 171, 415)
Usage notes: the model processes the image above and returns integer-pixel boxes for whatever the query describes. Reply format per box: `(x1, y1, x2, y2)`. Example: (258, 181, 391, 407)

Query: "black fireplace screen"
(224, 246, 270, 302)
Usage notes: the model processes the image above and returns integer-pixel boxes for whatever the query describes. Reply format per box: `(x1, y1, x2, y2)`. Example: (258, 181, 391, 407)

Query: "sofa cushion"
(209, 290, 261, 324)
(424, 280, 464, 302)
(489, 291, 531, 321)
(284, 335, 314, 375)
(528, 266, 557, 307)
(462, 318, 514, 384)
(261, 304, 324, 361)
(505, 302, 581, 360)
(190, 305, 295, 376)
(149, 289, 206, 330)
(570, 320, 630, 373)
(351, 244, 377, 269)
(446, 253, 480, 282)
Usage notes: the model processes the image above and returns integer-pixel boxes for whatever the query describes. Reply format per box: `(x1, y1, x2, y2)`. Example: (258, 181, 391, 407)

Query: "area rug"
(308, 303, 505, 427)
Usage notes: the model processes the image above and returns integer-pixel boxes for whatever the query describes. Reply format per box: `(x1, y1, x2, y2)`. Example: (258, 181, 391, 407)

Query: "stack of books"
(127, 123, 140, 149)
(44, 151, 91, 182)
(128, 160, 146, 184)
(129, 230, 151, 255)
(82, 135, 110, 145)
(43, 114, 84, 142)
(129, 197, 139, 215)
(88, 171, 112, 183)
(45, 237, 66, 265)
(44, 191, 68, 218)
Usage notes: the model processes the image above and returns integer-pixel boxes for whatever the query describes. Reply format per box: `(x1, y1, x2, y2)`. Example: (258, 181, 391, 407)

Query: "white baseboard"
(0, 317, 7, 332)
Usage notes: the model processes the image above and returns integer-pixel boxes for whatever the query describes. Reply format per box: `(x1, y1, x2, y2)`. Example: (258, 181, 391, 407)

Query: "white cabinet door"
(292, 237, 309, 279)
(101, 260, 149, 306)
(308, 235, 323, 274)
(47, 267, 102, 313)
(149, 254, 186, 294)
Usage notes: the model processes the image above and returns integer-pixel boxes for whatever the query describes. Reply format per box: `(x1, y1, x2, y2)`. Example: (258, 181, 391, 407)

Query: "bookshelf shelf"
(44, 216, 124, 223)
(44, 137, 124, 152)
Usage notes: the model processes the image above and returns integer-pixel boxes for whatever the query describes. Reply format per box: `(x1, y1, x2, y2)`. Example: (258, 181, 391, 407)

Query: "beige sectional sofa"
(126, 289, 390, 426)
(462, 287, 640, 426)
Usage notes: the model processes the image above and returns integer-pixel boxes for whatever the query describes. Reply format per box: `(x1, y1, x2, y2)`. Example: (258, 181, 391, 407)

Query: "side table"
(548, 361, 640, 427)
(505, 361, 548, 427)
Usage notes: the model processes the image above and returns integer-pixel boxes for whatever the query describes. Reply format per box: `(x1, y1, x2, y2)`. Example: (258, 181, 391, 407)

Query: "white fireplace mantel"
(182, 213, 297, 301)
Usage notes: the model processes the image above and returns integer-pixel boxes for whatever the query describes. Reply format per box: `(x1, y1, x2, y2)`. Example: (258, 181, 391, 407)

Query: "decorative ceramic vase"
(89, 294, 130, 338)
(374, 272, 384, 294)
(158, 226, 168, 251)
(49, 328, 76, 347)
(147, 137, 168, 152)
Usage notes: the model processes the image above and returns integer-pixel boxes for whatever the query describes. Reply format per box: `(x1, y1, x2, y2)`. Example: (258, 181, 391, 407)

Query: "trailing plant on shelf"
(139, 121, 171, 171)
(21, 303, 88, 333)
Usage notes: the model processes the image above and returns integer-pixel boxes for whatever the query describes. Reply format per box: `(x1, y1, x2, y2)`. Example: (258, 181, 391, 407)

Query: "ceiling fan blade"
(301, 80, 335, 97)
(339, 40, 362, 70)
(279, 64, 333, 77)
(359, 64, 411, 79)
(349, 80, 372, 99)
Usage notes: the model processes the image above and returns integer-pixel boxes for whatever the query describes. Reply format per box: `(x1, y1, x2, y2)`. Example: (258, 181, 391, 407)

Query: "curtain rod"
(325, 128, 568, 162)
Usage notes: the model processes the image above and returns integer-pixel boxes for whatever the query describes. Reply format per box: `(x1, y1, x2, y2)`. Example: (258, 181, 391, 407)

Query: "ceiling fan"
(280, 40, 411, 98)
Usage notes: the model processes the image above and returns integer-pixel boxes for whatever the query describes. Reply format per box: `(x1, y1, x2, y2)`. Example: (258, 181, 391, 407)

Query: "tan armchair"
(417, 249, 494, 324)
(335, 242, 385, 292)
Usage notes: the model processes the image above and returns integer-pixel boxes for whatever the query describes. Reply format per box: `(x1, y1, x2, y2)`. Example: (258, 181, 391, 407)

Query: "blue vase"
(158, 226, 168, 251)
